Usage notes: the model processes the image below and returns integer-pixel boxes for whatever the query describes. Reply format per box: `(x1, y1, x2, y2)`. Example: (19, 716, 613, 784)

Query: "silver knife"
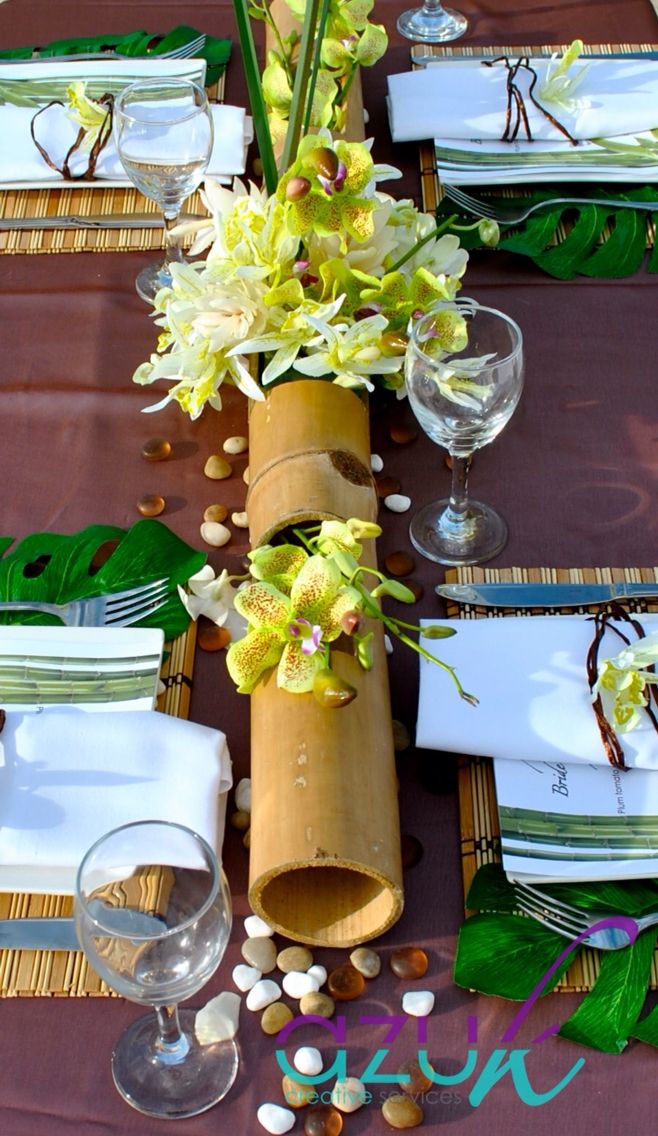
(435, 582, 658, 608)
(0, 917, 79, 951)
(0, 212, 207, 231)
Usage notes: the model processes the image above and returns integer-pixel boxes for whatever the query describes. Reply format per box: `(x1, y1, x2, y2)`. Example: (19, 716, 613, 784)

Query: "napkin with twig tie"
(0, 708, 232, 894)
(416, 614, 658, 770)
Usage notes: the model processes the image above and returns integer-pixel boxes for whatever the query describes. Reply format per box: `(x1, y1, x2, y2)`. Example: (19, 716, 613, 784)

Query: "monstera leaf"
(0, 521, 206, 640)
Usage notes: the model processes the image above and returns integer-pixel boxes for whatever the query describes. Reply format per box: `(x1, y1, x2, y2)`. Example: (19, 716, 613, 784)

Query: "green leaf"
(454, 913, 572, 1000)
(578, 209, 647, 278)
(465, 862, 520, 913)
(630, 999, 658, 1047)
(0, 520, 205, 640)
(526, 206, 606, 280)
(559, 930, 656, 1053)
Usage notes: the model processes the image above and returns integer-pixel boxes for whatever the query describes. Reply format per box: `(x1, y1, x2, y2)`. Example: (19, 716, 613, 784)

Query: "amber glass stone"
(304, 1104, 344, 1136)
(136, 494, 165, 517)
(400, 835, 423, 869)
(327, 965, 365, 1001)
(375, 475, 401, 499)
(382, 1093, 423, 1128)
(405, 580, 424, 603)
(384, 551, 415, 578)
(389, 947, 428, 980)
(141, 437, 171, 462)
(397, 1058, 432, 1095)
(389, 423, 418, 445)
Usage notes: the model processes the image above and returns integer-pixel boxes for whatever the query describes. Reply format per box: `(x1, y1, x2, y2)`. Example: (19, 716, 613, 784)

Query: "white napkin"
(387, 58, 658, 143)
(416, 614, 658, 770)
(0, 708, 232, 893)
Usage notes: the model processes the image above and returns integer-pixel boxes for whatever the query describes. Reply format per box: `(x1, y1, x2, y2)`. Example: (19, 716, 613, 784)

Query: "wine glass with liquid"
(114, 77, 213, 302)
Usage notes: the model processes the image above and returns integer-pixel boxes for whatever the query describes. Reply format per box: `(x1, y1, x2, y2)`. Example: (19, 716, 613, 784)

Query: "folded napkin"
(387, 58, 658, 143)
(416, 614, 658, 770)
(0, 708, 232, 894)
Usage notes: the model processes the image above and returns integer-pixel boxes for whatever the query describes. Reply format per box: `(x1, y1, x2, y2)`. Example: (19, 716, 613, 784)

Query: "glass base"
(396, 4, 468, 42)
(135, 260, 180, 304)
(112, 1007, 239, 1119)
(409, 498, 508, 566)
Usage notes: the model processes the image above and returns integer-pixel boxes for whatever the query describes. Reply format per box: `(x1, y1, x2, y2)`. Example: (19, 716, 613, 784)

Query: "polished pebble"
(230, 809, 251, 832)
(400, 834, 424, 869)
(384, 551, 415, 577)
(141, 436, 171, 462)
(257, 1103, 295, 1134)
(198, 623, 231, 652)
(389, 423, 418, 445)
(392, 721, 411, 751)
(243, 465, 250, 484)
(390, 947, 429, 979)
(223, 435, 248, 455)
(246, 979, 281, 1011)
(331, 1077, 366, 1113)
(277, 946, 314, 974)
(327, 965, 365, 1001)
(381, 1093, 423, 1129)
(293, 1046, 323, 1076)
(349, 947, 381, 979)
(283, 971, 320, 999)
(200, 521, 231, 547)
(375, 475, 401, 498)
(261, 1001, 294, 1035)
(204, 454, 232, 479)
(304, 1104, 344, 1135)
(232, 963, 262, 992)
(282, 1075, 316, 1109)
(136, 494, 165, 517)
(384, 634, 394, 655)
(402, 990, 435, 1017)
(231, 510, 249, 528)
(384, 494, 412, 513)
(203, 503, 228, 523)
(243, 828, 251, 849)
(307, 964, 327, 987)
(405, 580, 424, 603)
(236, 780, 253, 814)
(397, 1058, 433, 1095)
(370, 453, 384, 473)
(242, 936, 278, 973)
(299, 991, 335, 1018)
(194, 991, 241, 1043)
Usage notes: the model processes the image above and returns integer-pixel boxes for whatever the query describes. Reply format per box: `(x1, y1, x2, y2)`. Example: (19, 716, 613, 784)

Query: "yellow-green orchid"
(537, 39, 590, 109)
(593, 632, 658, 734)
(64, 81, 111, 150)
(294, 311, 404, 390)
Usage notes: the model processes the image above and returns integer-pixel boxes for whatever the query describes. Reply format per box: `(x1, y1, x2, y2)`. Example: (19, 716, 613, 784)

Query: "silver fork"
(0, 579, 170, 627)
(0, 35, 207, 64)
(513, 880, 658, 951)
(442, 182, 658, 225)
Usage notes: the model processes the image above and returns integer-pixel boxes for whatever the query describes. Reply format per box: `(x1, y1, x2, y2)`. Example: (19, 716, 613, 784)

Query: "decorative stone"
(293, 1046, 323, 1076)
(331, 1077, 366, 1113)
(230, 809, 251, 832)
(304, 1104, 344, 1135)
(375, 475, 401, 498)
(198, 624, 231, 652)
(200, 521, 231, 547)
(307, 964, 327, 987)
(384, 494, 412, 513)
(137, 494, 165, 517)
(393, 721, 411, 751)
(243, 828, 251, 848)
(327, 965, 365, 1001)
(381, 1093, 423, 1128)
(384, 634, 394, 655)
(246, 979, 281, 1012)
(204, 454, 232, 479)
(194, 991, 241, 1044)
(397, 1058, 433, 1095)
(232, 963, 262, 992)
(231, 510, 249, 528)
(299, 991, 335, 1018)
(282, 971, 320, 999)
(243, 465, 250, 484)
(277, 946, 314, 974)
(242, 937, 278, 973)
(236, 779, 252, 813)
(349, 947, 381, 979)
(384, 551, 415, 578)
(400, 835, 424, 869)
(141, 436, 171, 462)
(261, 1001, 294, 1035)
(370, 453, 384, 473)
(223, 435, 248, 455)
(203, 503, 228, 523)
(390, 947, 429, 979)
(405, 580, 424, 603)
(282, 1076, 316, 1109)
(390, 423, 418, 445)
(257, 1103, 295, 1134)
(402, 990, 435, 1017)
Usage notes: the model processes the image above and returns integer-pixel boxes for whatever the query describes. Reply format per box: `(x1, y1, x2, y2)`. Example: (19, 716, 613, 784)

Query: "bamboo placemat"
(447, 564, 658, 993)
(0, 621, 197, 997)
(0, 75, 224, 255)
(416, 43, 658, 251)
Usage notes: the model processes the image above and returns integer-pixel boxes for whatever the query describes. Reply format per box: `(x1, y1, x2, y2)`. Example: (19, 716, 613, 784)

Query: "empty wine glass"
(405, 298, 524, 565)
(113, 77, 214, 302)
(397, 0, 468, 43)
(75, 820, 237, 1119)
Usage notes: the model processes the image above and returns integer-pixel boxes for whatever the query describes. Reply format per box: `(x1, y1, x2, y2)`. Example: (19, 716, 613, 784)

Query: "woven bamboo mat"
(416, 43, 658, 251)
(447, 565, 658, 993)
(0, 75, 224, 255)
(0, 621, 197, 997)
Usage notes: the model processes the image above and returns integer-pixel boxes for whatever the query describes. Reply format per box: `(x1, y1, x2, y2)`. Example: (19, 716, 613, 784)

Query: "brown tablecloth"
(1, 1, 658, 1133)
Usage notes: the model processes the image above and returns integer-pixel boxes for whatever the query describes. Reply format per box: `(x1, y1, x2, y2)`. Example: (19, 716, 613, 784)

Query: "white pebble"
(200, 520, 231, 547)
(244, 912, 271, 937)
(282, 971, 320, 999)
(307, 964, 327, 987)
(370, 453, 384, 473)
(384, 634, 393, 655)
(195, 991, 241, 1044)
(231, 510, 249, 528)
(232, 963, 262, 992)
(402, 989, 435, 1017)
(332, 1077, 367, 1113)
(293, 1046, 323, 1076)
(246, 979, 281, 1012)
(384, 493, 412, 513)
(223, 435, 248, 455)
(257, 1103, 295, 1134)
(236, 778, 252, 813)
(243, 465, 250, 485)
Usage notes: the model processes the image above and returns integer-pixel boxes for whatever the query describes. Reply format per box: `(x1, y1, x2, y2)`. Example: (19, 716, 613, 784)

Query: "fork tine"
(514, 891, 587, 935)
(103, 579, 169, 608)
(105, 582, 170, 617)
(515, 882, 593, 921)
(104, 594, 170, 627)
(165, 34, 206, 59)
(515, 900, 584, 940)
(443, 184, 497, 220)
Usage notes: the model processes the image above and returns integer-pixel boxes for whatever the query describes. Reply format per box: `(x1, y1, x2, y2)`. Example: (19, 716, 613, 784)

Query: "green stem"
(233, 0, 279, 194)
(262, 2, 295, 86)
(302, 0, 332, 137)
(280, 0, 323, 172)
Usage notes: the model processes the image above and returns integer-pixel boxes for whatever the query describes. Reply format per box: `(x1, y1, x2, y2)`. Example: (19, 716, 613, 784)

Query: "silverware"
(412, 50, 658, 65)
(513, 881, 658, 951)
(0, 917, 79, 951)
(0, 212, 207, 231)
(0, 578, 170, 626)
(442, 182, 658, 225)
(0, 35, 207, 65)
(435, 582, 658, 608)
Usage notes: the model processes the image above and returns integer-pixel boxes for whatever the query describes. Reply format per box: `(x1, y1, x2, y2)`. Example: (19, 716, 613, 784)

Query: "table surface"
(1, 0, 658, 1133)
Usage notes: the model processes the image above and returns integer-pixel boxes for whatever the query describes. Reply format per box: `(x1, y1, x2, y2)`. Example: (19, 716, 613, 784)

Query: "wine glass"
(405, 298, 524, 565)
(397, 0, 468, 43)
(113, 78, 214, 302)
(75, 820, 238, 1119)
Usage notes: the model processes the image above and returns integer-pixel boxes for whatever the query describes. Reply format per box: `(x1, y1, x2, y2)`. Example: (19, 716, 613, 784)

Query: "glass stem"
(154, 1004, 190, 1065)
(444, 454, 472, 529)
(163, 210, 185, 269)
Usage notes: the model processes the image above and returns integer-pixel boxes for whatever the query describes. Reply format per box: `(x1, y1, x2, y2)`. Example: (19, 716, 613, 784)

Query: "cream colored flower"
(177, 567, 247, 638)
